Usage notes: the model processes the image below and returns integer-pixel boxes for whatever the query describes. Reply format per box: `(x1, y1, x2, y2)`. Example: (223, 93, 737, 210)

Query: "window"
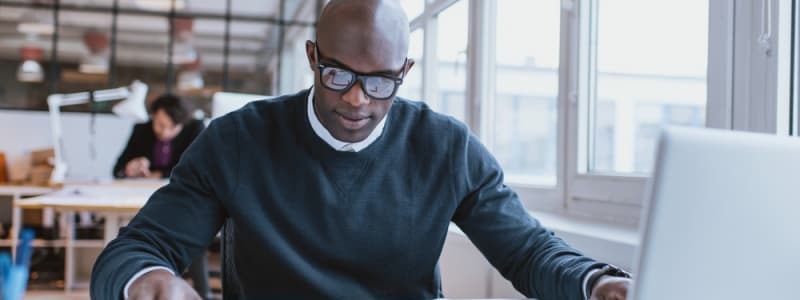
(557, 0, 713, 222)
(398, 29, 423, 100)
(793, 0, 800, 136)
(493, 0, 560, 185)
(0, 7, 53, 110)
(399, 0, 425, 21)
(433, 0, 467, 122)
(586, 0, 709, 174)
(0, 1, 315, 113)
(582, 0, 708, 174)
(226, 20, 274, 96)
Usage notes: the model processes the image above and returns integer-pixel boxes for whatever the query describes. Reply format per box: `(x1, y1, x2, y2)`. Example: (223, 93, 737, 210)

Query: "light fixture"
(171, 41, 197, 64)
(16, 10, 54, 35)
(172, 16, 202, 91)
(47, 80, 150, 183)
(78, 54, 109, 74)
(177, 55, 204, 91)
(169, 17, 197, 64)
(135, 0, 186, 11)
(79, 30, 109, 74)
(16, 23, 54, 35)
(17, 45, 44, 83)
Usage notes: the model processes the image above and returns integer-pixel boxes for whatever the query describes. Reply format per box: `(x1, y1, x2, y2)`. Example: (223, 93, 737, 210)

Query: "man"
(91, 0, 632, 299)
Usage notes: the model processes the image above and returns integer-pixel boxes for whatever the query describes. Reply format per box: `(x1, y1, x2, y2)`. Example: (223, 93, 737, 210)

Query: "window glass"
(493, 0, 560, 185)
(589, 0, 708, 174)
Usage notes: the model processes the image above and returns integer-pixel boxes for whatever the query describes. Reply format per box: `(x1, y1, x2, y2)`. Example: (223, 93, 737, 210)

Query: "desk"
(0, 185, 56, 252)
(12, 180, 165, 292)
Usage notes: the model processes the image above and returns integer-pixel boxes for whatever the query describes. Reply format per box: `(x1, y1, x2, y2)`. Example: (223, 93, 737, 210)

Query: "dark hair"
(149, 94, 191, 125)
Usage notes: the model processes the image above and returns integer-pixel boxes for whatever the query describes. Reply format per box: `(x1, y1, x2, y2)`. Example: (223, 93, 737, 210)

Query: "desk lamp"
(47, 80, 149, 184)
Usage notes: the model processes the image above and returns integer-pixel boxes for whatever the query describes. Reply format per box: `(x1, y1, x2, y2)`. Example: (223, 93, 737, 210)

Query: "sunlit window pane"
(793, 2, 800, 136)
(399, 0, 425, 21)
(494, 0, 560, 185)
(590, 0, 708, 174)
(398, 29, 423, 101)
(434, 0, 467, 122)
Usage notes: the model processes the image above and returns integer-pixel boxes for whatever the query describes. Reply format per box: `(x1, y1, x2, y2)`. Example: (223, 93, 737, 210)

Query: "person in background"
(113, 94, 204, 179)
(111, 93, 210, 299)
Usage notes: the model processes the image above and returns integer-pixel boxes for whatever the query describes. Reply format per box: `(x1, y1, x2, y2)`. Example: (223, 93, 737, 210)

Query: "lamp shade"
(17, 60, 44, 82)
(17, 46, 44, 82)
(112, 80, 149, 123)
(79, 53, 109, 74)
(79, 30, 109, 74)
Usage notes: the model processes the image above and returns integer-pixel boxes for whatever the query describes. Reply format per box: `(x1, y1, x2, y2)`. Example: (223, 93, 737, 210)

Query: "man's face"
(306, 41, 410, 143)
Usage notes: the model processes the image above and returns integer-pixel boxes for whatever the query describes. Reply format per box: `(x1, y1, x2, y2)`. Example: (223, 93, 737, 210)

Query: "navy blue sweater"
(91, 89, 602, 299)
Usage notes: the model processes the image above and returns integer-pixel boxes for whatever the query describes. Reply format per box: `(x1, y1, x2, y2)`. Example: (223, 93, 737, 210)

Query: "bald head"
(316, 0, 410, 72)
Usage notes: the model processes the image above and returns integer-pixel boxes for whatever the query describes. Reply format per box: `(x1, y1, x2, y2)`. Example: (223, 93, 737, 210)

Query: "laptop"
(630, 127, 800, 300)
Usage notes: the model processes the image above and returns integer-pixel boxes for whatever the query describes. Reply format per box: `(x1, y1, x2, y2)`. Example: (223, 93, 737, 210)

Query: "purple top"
(152, 140, 173, 169)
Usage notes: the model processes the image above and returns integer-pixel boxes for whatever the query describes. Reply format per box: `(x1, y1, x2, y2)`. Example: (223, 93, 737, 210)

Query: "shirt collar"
(307, 87, 387, 152)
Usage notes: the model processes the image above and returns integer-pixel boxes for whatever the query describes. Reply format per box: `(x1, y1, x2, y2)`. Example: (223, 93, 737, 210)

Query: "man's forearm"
(124, 266, 174, 299)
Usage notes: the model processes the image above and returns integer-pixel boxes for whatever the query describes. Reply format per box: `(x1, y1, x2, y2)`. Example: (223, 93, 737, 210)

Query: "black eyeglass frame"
(313, 42, 408, 100)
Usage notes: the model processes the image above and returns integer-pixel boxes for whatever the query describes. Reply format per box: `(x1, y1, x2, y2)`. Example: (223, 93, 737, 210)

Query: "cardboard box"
(0, 152, 7, 183)
(29, 165, 54, 186)
(30, 148, 54, 166)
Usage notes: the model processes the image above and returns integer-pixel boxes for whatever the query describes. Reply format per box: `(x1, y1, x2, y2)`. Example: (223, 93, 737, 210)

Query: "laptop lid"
(631, 127, 800, 300)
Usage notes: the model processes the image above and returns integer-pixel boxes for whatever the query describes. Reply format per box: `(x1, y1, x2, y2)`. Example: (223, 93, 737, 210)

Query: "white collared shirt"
(306, 87, 387, 152)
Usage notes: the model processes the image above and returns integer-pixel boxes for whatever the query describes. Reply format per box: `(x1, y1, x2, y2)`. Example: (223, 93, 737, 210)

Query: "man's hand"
(128, 269, 200, 300)
(125, 157, 151, 178)
(589, 275, 632, 300)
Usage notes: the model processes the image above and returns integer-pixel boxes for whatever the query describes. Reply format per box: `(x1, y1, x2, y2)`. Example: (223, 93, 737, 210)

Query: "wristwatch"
(586, 264, 632, 296)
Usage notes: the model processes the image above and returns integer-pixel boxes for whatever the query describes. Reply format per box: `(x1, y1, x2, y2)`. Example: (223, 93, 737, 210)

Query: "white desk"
(11, 180, 165, 292)
(0, 185, 56, 251)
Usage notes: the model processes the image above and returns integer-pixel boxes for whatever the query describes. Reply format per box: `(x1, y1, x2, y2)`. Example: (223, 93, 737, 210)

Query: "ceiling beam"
(0, 0, 315, 26)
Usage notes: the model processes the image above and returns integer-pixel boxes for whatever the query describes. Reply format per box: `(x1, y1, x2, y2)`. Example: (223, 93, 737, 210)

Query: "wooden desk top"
(0, 185, 56, 196)
(13, 180, 167, 212)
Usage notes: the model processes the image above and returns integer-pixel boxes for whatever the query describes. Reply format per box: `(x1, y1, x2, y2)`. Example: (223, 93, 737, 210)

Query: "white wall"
(440, 214, 637, 298)
(0, 109, 135, 182)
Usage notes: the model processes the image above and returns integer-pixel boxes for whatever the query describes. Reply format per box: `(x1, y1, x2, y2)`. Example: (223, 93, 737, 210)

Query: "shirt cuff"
(123, 266, 174, 299)
(582, 268, 602, 299)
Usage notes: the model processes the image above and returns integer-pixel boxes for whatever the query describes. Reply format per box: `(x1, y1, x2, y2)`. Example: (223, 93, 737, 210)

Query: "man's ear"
(305, 40, 316, 71)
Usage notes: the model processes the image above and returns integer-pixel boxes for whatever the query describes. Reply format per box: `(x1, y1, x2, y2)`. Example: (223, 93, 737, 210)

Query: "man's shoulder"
(391, 97, 470, 136)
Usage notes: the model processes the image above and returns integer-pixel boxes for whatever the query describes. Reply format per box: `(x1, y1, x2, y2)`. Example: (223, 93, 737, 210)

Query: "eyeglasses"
(314, 42, 407, 100)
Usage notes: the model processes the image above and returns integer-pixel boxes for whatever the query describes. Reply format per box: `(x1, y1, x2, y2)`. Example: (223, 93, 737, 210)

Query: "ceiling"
(0, 0, 319, 71)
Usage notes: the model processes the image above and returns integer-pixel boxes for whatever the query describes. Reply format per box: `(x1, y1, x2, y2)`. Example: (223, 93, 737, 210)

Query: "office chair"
(220, 218, 241, 299)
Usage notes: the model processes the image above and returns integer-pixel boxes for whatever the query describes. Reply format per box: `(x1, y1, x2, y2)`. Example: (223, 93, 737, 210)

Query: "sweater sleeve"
(450, 125, 603, 300)
(91, 116, 239, 300)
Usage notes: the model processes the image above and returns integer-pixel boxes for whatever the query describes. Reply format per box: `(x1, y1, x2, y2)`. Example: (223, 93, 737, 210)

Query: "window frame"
(409, 0, 793, 225)
(791, 0, 800, 136)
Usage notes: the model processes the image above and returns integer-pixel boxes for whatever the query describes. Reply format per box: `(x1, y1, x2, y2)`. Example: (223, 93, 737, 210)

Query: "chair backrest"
(221, 218, 241, 299)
